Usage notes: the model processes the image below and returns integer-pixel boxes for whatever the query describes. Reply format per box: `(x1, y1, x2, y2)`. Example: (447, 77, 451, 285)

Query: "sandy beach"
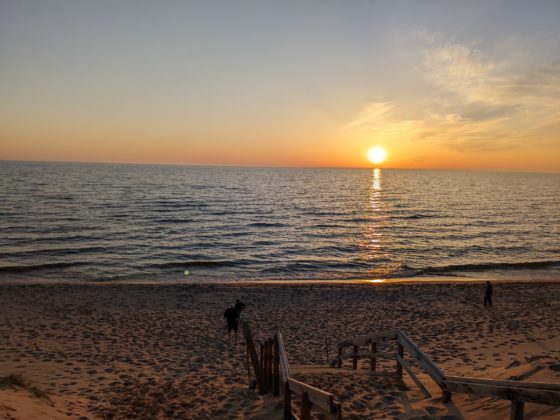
(1, 280, 560, 419)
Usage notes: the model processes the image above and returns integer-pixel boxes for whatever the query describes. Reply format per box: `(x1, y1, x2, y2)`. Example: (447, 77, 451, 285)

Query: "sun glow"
(367, 146, 387, 165)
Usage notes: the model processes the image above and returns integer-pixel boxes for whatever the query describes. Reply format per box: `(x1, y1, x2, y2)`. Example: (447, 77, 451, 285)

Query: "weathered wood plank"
(396, 343, 404, 378)
(284, 381, 292, 420)
(274, 334, 280, 396)
(445, 375, 560, 392)
(277, 332, 291, 384)
(287, 378, 335, 413)
(241, 321, 266, 393)
(396, 330, 446, 387)
(396, 354, 431, 398)
(260, 342, 266, 391)
(269, 339, 274, 389)
(443, 379, 560, 406)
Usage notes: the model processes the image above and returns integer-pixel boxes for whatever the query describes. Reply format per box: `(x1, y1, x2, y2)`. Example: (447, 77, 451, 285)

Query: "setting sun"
(367, 146, 387, 165)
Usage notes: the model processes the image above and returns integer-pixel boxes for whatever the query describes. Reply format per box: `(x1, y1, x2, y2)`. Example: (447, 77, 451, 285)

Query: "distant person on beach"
(224, 306, 238, 341)
(234, 299, 246, 322)
(484, 281, 493, 307)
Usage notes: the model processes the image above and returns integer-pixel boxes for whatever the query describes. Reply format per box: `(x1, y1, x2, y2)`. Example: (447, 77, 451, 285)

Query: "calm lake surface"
(1, 161, 559, 282)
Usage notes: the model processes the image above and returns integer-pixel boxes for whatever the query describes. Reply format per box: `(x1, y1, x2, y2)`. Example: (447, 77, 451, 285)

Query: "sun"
(367, 146, 387, 165)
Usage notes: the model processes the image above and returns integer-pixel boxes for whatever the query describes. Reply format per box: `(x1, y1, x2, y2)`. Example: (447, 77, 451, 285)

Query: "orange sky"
(1, 2, 559, 172)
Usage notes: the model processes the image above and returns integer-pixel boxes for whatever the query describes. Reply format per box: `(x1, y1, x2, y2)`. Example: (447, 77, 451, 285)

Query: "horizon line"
(0, 158, 558, 175)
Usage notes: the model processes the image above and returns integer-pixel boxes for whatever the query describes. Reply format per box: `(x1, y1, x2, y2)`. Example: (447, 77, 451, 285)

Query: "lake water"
(1, 161, 559, 282)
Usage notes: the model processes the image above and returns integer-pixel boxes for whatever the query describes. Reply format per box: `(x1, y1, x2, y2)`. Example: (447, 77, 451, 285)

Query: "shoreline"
(1, 273, 560, 286)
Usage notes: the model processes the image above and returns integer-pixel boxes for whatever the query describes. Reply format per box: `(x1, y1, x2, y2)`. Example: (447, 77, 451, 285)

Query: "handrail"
(444, 375, 560, 392)
(243, 325, 343, 419)
(336, 328, 560, 419)
(279, 333, 342, 420)
(443, 376, 560, 406)
(396, 329, 446, 386)
(287, 378, 342, 419)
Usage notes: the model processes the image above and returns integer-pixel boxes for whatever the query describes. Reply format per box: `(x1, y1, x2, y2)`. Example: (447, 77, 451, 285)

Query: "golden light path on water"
(361, 168, 395, 280)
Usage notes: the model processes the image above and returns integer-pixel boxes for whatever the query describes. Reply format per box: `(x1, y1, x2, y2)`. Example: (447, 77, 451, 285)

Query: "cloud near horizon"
(346, 34, 560, 155)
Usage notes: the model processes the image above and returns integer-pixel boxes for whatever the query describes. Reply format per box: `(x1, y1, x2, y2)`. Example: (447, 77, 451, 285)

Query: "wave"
(147, 218, 194, 224)
(390, 214, 437, 220)
(415, 260, 560, 276)
(247, 222, 286, 228)
(0, 261, 90, 274)
(0, 246, 114, 259)
(146, 260, 240, 269)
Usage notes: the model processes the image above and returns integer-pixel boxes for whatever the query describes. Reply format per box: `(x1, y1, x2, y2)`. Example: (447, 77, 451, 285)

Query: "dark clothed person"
(484, 281, 493, 307)
(234, 299, 246, 322)
(224, 307, 238, 338)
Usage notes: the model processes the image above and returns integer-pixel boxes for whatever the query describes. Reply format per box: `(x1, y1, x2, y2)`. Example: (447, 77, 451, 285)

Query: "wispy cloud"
(422, 42, 497, 104)
(346, 33, 560, 153)
(344, 102, 395, 129)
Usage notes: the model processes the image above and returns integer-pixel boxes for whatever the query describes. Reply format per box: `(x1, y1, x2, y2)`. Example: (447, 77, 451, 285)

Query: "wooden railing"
(241, 321, 342, 419)
(442, 376, 560, 420)
(284, 377, 342, 420)
(336, 329, 560, 420)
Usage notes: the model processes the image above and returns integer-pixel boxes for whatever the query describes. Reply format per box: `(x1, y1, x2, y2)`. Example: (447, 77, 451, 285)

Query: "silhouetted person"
(224, 306, 238, 341)
(484, 281, 493, 307)
(234, 299, 246, 323)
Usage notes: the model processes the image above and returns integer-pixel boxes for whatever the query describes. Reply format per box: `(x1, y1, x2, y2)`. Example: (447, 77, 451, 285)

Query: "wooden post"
(260, 343, 266, 392)
(370, 342, 377, 371)
(273, 335, 280, 394)
(352, 345, 358, 369)
(284, 381, 292, 420)
(277, 332, 291, 384)
(337, 347, 342, 368)
(300, 391, 311, 420)
(396, 343, 404, 378)
(333, 401, 343, 420)
(246, 344, 251, 381)
(263, 341, 268, 390)
(267, 338, 273, 390)
(510, 400, 525, 420)
(442, 390, 452, 403)
(241, 322, 265, 394)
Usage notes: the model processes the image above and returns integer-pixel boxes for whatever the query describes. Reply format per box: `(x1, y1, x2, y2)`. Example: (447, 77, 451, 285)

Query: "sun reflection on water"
(361, 168, 389, 269)
(366, 168, 384, 245)
(372, 168, 381, 193)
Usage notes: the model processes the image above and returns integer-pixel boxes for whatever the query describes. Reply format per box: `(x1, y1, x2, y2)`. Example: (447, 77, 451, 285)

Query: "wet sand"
(1, 281, 559, 418)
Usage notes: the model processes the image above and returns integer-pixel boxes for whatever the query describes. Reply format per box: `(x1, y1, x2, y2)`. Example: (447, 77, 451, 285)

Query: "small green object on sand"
(184, 270, 189, 276)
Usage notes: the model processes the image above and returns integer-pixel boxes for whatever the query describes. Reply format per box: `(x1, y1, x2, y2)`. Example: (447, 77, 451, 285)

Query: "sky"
(1, 1, 559, 171)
